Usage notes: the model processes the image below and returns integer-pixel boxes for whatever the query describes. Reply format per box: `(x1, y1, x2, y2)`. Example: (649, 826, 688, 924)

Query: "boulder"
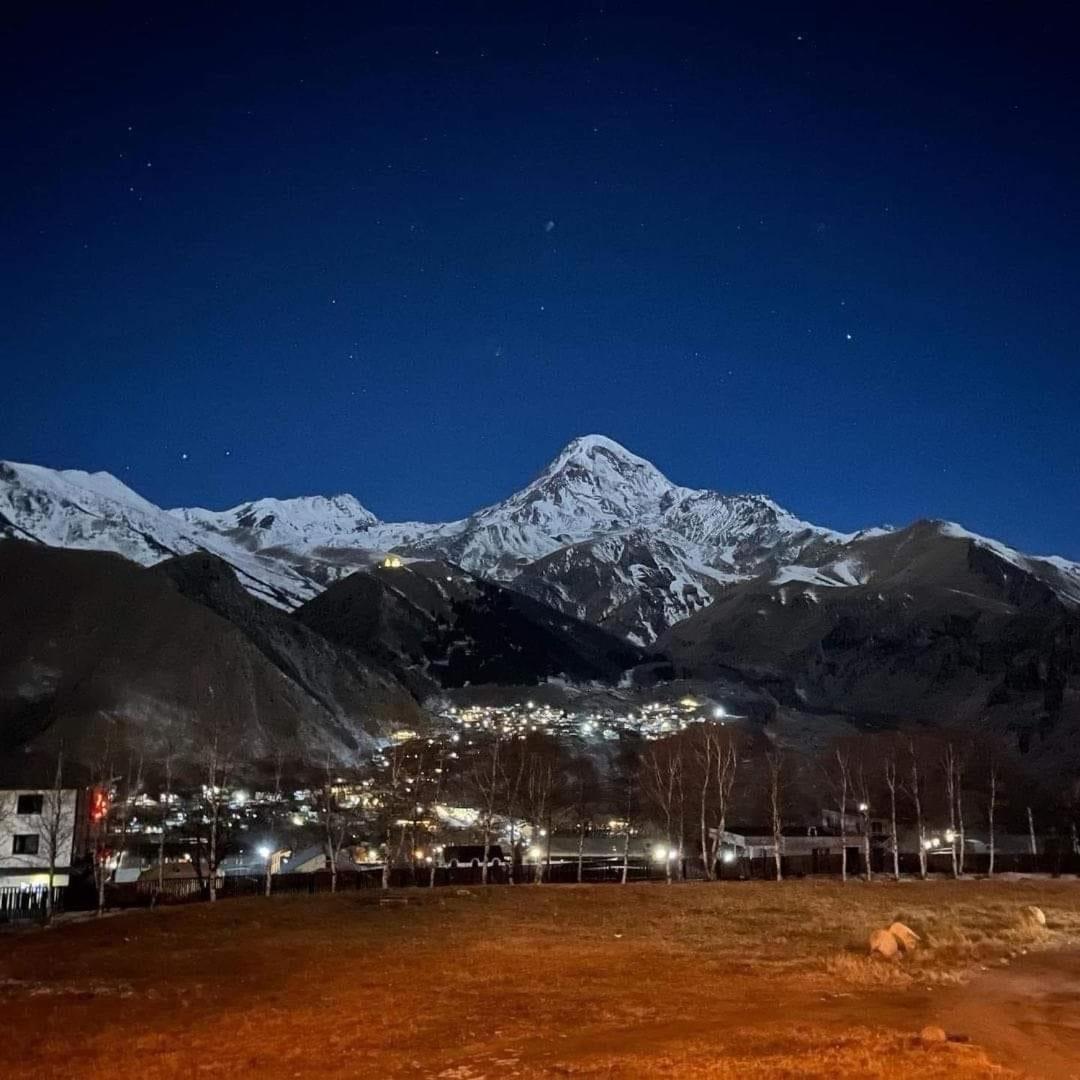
(919, 1025, 947, 1044)
(1024, 905, 1046, 927)
(869, 928, 900, 959)
(888, 922, 920, 953)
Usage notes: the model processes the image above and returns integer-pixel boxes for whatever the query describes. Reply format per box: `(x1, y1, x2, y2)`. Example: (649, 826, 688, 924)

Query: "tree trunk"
(157, 759, 171, 893)
(886, 762, 900, 881)
(944, 745, 959, 880)
(839, 784, 848, 883)
(862, 819, 871, 883)
(1027, 806, 1037, 857)
(699, 746, 714, 881)
(576, 822, 585, 884)
(208, 808, 219, 902)
(481, 819, 492, 886)
(957, 780, 966, 877)
(987, 769, 997, 878)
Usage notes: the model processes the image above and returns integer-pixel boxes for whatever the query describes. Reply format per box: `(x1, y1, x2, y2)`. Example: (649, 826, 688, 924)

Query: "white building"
(0, 787, 84, 888)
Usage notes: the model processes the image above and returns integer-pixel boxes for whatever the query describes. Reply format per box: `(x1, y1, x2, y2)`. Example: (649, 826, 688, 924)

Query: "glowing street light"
(257, 844, 272, 860)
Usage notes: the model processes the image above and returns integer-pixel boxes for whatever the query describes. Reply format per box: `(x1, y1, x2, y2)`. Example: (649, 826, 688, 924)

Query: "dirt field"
(4, 878, 1080, 1078)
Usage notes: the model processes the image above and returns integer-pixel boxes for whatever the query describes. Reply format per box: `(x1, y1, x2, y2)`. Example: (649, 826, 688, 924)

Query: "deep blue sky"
(3, 3, 1078, 554)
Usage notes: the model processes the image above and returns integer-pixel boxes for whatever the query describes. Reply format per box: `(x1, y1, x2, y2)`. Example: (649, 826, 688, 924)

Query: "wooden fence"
(0, 884, 64, 924)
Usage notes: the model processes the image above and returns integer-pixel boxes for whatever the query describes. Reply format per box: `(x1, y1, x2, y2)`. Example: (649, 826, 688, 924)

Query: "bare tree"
(426, 747, 448, 888)
(374, 742, 407, 890)
(318, 752, 353, 893)
(832, 747, 851, 882)
(91, 715, 120, 915)
(906, 737, 929, 880)
(566, 755, 599, 884)
(199, 726, 235, 902)
(766, 749, 784, 882)
(112, 748, 145, 888)
(942, 742, 961, 879)
(854, 761, 872, 883)
(499, 739, 529, 885)
(39, 744, 73, 923)
(467, 729, 504, 886)
(884, 752, 900, 881)
(688, 724, 739, 881)
(987, 756, 998, 878)
(641, 737, 684, 884)
(156, 728, 178, 894)
(521, 735, 559, 884)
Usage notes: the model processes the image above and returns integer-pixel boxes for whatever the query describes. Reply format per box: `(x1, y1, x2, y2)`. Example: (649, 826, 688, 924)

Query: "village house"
(0, 786, 89, 890)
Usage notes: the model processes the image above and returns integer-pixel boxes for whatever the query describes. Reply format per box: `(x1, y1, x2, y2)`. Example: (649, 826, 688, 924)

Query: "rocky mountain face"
(660, 520, 1080, 787)
(296, 559, 642, 693)
(3, 436, 1079, 647)
(0, 542, 422, 780)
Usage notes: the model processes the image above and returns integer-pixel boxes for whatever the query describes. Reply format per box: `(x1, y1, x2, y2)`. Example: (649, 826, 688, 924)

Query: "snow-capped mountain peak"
(472, 434, 682, 541)
(4, 438, 1079, 644)
(172, 492, 379, 551)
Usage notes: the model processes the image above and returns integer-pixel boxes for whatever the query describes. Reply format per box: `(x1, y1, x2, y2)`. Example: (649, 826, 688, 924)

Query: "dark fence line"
(56, 848, 1080, 914)
(0, 885, 64, 924)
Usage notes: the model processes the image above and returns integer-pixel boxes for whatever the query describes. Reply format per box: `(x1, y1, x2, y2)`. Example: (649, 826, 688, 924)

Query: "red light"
(90, 788, 109, 823)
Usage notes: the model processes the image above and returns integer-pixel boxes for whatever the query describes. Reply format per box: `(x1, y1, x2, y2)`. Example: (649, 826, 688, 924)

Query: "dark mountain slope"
(660, 523, 1080, 781)
(0, 541, 416, 776)
(152, 552, 418, 726)
(296, 559, 643, 691)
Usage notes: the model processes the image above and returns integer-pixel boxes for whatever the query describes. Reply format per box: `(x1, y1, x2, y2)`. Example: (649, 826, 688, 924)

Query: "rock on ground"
(888, 921, 920, 952)
(869, 928, 900, 959)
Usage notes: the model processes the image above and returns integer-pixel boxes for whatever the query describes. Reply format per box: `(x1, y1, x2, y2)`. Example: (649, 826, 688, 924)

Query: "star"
(180, 452, 189, 461)
(845, 333, 853, 341)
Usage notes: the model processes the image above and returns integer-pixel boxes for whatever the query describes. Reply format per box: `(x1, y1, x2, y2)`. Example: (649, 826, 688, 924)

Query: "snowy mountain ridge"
(3, 435, 1079, 642)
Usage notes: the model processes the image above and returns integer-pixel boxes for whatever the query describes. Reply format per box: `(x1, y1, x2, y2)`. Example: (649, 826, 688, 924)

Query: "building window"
(16, 794, 44, 815)
(12, 834, 40, 855)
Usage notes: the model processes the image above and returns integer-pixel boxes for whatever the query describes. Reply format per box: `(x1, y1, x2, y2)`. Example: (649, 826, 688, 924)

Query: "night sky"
(3, 4, 1078, 555)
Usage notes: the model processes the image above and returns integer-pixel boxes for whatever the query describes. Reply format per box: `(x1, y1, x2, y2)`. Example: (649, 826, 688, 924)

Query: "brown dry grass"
(3, 878, 1079, 1078)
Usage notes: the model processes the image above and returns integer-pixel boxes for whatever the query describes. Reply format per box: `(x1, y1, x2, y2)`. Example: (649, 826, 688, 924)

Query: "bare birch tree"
(884, 752, 900, 881)
(942, 741, 961, 879)
(833, 746, 850, 882)
(641, 737, 683, 884)
(906, 737, 929, 879)
(521, 735, 559, 884)
(766, 749, 784, 882)
(689, 724, 739, 881)
(40, 745, 72, 923)
(987, 756, 998, 878)
(566, 755, 599, 884)
(319, 752, 352, 893)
